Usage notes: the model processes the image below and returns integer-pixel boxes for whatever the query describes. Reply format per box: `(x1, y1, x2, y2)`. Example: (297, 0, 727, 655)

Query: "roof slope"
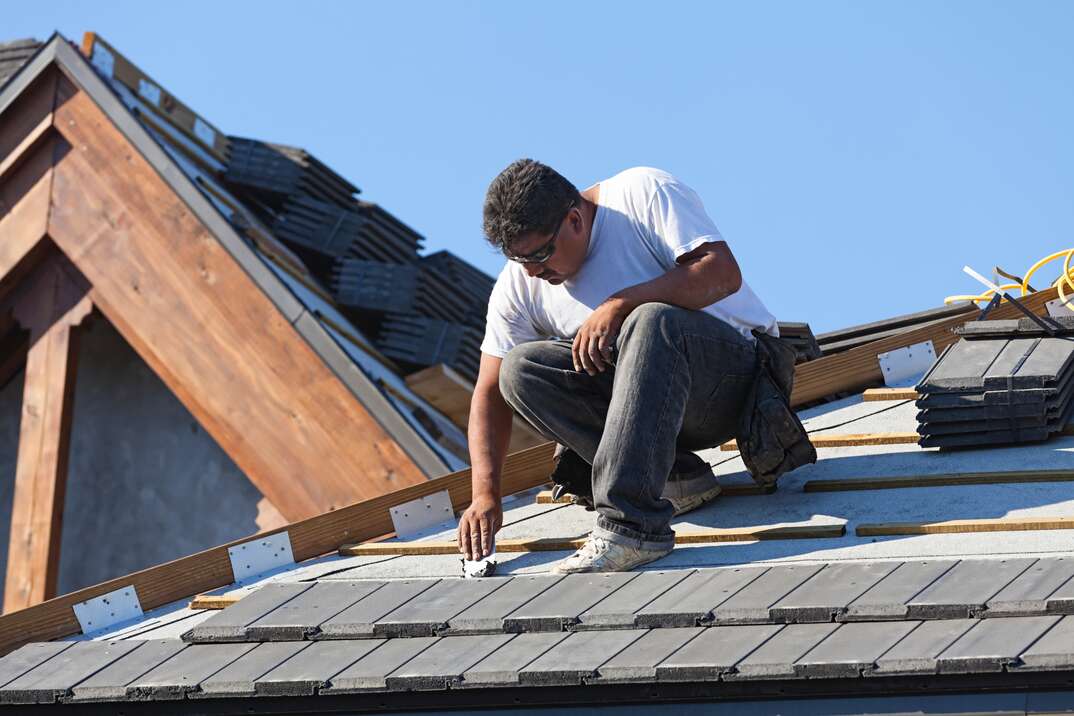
(2, 365, 1074, 709)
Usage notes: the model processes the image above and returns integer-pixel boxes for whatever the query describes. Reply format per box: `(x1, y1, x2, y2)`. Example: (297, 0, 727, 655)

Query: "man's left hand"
(572, 298, 632, 374)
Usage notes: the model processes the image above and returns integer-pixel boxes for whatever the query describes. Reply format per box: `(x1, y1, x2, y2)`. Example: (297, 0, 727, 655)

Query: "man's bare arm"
(457, 352, 515, 560)
(573, 241, 743, 373)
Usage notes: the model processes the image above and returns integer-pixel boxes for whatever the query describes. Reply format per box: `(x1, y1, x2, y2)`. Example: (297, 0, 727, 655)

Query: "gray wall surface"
(0, 317, 263, 599)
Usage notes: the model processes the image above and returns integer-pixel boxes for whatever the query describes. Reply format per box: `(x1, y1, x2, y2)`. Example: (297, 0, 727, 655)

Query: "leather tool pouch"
(737, 330, 817, 485)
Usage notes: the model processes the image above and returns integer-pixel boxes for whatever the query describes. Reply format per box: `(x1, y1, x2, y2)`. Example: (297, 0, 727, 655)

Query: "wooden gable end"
(0, 62, 430, 532)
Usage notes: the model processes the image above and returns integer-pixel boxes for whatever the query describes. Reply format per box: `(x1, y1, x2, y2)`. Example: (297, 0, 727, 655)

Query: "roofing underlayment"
(1, 386, 1074, 712)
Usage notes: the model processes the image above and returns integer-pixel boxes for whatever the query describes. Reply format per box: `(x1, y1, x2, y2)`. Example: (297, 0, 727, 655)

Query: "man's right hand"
(458, 494, 503, 561)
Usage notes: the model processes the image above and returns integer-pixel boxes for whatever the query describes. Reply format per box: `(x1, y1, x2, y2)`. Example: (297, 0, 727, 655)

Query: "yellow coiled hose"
(944, 248, 1074, 310)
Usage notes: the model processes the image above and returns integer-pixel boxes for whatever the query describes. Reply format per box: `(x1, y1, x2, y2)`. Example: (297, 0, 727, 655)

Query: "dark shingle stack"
(915, 317, 1074, 448)
(0, 38, 40, 87)
(273, 195, 422, 264)
(332, 259, 418, 313)
(226, 138, 360, 208)
(223, 136, 489, 381)
(376, 314, 483, 379)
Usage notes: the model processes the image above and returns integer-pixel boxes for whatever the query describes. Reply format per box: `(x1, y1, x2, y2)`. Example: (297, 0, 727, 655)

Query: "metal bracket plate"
(1047, 298, 1074, 318)
(228, 531, 295, 583)
(390, 490, 456, 539)
(878, 340, 936, 387)
(73, 585, 143, 635)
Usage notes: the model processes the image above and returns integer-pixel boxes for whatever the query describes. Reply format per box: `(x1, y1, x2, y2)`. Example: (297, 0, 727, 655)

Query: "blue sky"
(9, 1, 1074, 332)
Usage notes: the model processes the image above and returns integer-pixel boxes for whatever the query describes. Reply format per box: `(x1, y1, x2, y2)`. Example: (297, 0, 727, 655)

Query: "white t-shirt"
(480, 167, 778, 358)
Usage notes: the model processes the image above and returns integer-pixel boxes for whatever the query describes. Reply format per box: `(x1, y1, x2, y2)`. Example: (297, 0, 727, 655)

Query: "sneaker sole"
(670, 484, 723, 517)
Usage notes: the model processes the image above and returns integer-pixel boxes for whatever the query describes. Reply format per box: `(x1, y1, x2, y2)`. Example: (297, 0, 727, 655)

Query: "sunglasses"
(503, 200, 576, 264)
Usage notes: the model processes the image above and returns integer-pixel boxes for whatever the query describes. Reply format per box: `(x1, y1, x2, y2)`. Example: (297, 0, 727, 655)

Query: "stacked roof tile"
(916, 317, 1074, 448)
(0, 39, 40, 87)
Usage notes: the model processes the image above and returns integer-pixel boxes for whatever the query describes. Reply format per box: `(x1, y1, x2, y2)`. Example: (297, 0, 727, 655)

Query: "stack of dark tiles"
(377, 314, 483, 381)
(225, 138, 360, 209)
(915, 316, 1074, 448)
(332, 259, 418, 313)
(0, 38, 41, 87)
(421, 251, 495, 317)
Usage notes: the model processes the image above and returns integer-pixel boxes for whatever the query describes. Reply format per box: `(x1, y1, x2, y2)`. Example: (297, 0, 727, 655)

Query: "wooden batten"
(405, 363, 546, 452)
(3, 256, 92, 612)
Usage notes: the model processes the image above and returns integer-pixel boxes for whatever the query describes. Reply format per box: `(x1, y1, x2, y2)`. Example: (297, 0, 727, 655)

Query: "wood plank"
(3, 257, 92, 613)
(405, 363, 546, 452)
(340, 523, 845, 556)
(790, 286, 1061, 406)
(805, 469, 1074, 493)
(720, 432, 920, 451)
(47, 75, 427, 520)
(858, 517, 1074, 537)
(0, 440, 554, 655)
(189, 595, 239, 611)
(862, 387, 920, 401)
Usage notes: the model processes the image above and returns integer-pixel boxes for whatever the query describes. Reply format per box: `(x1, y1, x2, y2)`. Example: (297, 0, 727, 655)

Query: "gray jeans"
(498, 303, 757, 550)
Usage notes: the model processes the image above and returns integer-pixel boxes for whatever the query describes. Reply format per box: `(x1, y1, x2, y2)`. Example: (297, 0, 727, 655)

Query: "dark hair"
(482, 158, 581, 251)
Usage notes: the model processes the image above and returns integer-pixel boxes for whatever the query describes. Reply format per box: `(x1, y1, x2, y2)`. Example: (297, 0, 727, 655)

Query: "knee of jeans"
(498, 344, 540, 409)
(621, 302, 680, 341)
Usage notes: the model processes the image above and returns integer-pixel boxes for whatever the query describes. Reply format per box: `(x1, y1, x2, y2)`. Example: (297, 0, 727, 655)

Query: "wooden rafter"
(3, 255, 92, 613)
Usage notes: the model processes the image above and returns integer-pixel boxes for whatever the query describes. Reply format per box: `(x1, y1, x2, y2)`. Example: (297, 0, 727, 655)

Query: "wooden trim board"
(0, 441, 556, 654)
(862, 388, 920, 401)
(805, 470, 1074, 493)
(340, 523, 845, 555)
(857, 517, 1074, 536)
(721, 432, 920, 451)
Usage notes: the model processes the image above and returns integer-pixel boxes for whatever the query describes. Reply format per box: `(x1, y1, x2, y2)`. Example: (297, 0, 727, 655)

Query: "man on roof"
(457, 160, 781, 574)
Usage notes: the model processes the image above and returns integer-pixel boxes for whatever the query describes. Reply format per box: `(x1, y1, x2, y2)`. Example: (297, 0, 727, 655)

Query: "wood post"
(3, 257, 92, 613)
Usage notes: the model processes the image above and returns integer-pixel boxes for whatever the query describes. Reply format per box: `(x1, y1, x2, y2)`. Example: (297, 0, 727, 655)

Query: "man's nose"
(522, 262, 543, 278)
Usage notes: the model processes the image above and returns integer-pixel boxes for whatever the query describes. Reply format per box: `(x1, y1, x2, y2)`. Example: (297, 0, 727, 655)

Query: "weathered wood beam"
(3, 256, 92, 613)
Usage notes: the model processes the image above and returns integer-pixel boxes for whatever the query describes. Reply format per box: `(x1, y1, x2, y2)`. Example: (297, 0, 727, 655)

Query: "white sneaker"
(667, 483, 723, 517)
(551, 533, 673, 574)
